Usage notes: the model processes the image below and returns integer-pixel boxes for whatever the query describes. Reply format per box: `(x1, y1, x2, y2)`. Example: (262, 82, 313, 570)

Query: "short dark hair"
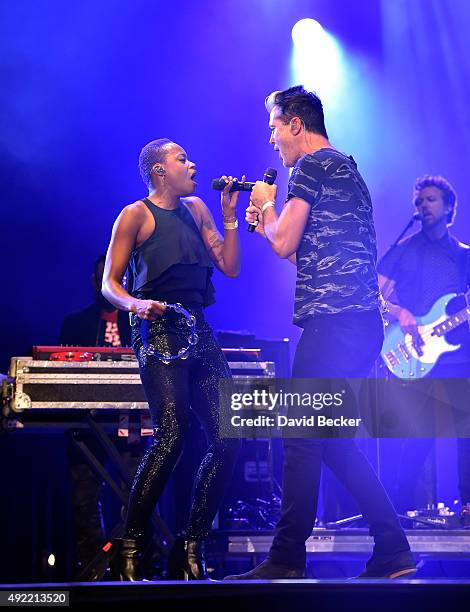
(265, 85, 328, 138)
(413, 175, 457, 225)
(138, 138, 174, 189)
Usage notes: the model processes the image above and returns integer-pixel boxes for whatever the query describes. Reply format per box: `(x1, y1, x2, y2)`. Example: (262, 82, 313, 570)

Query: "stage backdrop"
(1, 0, 469, 370)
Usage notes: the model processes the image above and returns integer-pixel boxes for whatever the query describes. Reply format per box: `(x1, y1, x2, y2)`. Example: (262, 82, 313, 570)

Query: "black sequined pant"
(125, 306, 239, 541)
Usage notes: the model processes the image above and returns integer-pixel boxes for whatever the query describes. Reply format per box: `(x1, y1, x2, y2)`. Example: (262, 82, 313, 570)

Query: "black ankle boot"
(109, 538, 143, 581)
(357, 550, 417, 579)
(168, 537, 209, 580)
(224, 559, 306, 580)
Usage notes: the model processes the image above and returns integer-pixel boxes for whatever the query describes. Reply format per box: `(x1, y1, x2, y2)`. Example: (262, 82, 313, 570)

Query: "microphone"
(388, 212, 422, 252)
(248, 167, 277, 232)
(211, 167, 277, 197)
(211, 178, 256, 192)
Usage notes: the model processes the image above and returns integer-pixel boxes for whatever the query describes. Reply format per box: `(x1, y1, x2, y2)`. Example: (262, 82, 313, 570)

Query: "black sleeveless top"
(128, 198, 215, 306)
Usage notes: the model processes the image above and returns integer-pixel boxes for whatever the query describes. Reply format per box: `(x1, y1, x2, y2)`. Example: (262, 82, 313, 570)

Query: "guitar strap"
(415, 243, 425, 314)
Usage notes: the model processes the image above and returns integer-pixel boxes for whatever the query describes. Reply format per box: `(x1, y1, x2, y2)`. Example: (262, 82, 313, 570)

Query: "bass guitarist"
(378, 174, 470, 515)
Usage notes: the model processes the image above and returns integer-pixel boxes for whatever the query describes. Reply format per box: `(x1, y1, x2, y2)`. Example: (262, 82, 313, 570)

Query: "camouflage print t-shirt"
(289, 149, 380, 327)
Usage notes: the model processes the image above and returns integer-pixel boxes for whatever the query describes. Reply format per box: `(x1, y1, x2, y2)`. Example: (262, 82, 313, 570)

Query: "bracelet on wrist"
(262, 201, 275, 213)
(223, 219, 239, 230)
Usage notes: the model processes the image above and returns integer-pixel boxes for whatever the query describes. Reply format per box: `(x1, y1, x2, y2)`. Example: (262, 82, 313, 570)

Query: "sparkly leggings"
(125, 307, 240, 540)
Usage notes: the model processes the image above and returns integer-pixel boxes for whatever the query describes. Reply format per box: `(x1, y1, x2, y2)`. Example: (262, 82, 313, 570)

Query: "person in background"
(378, 175, 470, 518)
(60, 255, 131, 348)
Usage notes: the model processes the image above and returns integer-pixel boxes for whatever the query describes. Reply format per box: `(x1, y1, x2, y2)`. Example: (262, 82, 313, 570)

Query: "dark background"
(2, 0, 469, 368)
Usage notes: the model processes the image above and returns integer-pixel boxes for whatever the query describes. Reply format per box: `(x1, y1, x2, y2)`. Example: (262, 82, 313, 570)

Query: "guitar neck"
(433, 305, 470, 336)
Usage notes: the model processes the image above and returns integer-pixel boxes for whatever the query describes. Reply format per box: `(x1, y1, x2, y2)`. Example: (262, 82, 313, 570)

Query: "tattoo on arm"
(208, 232, 224, 262)
(203, 218, 224, 263)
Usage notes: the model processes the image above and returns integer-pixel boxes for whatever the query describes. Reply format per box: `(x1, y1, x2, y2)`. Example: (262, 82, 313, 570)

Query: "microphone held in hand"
(247, 167, 277, 232)
(211, 178, 256, 192)
(211, 167, 277, 195)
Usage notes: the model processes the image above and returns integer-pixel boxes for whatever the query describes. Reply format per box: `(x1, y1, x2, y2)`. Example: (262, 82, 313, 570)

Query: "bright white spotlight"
(292, 19, 324, 45)
(290, 18, 344, 107)
(47, 554, 56, 567)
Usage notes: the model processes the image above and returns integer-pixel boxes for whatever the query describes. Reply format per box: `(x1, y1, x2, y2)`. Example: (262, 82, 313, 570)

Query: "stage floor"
(2, 579, 470, 610)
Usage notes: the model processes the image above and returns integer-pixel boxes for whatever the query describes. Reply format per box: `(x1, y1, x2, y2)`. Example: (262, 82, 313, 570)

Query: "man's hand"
(133, 300, 167, 321)
(398, 308, 423, 348)
(398, 308, 417, 334)
(250, 181, 277, 209)
(245, 203, 265, 237)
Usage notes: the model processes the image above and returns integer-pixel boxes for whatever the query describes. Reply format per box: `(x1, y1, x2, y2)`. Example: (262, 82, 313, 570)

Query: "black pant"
(125, 306, 240, 541)
(269, 309, 410, 568)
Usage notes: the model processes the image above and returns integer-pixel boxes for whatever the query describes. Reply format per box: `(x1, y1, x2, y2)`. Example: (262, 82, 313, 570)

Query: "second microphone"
(211, 167, 277, 193)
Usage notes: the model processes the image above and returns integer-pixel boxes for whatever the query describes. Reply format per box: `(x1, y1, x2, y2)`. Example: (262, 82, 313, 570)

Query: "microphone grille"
(264, 167, 277, 183)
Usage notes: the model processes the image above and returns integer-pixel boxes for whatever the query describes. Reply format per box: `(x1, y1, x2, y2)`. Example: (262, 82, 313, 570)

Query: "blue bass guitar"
(381, 293, 470, 379)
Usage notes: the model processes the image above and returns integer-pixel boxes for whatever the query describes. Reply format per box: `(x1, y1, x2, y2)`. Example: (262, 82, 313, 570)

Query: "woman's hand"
(132, 299, 167, 321)
(221, 175, 245, 220)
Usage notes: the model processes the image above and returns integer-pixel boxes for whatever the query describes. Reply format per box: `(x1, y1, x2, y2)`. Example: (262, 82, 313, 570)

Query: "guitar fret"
(434, 306, 470, 336)
(383, 297, 470, 379)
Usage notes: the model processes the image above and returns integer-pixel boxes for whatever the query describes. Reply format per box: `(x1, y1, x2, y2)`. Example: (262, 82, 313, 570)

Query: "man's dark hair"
(265, 85, 328, 138)
(413, 175, 457, 225)
(138, 138, 174, 190)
